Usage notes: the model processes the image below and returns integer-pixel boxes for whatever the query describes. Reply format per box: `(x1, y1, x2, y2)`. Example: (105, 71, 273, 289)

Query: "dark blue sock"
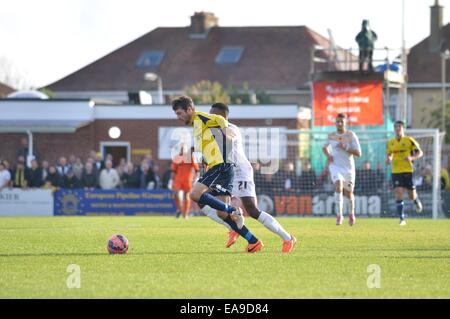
(396, 200, 405, 220)
(224, 216, 258, 244)
(198, 192, 234, 214)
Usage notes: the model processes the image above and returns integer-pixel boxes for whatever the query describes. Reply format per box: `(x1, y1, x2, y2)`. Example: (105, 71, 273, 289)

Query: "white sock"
(257, 211, 291, 240)
(348, 196, 355, 215)
(201, 205, 231, 230)
(334, 192, 343, 216)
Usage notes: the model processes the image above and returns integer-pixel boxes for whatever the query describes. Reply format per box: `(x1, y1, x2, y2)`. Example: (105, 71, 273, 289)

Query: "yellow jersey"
(386, 136, 420, 174)
(192, 111, 229, 169)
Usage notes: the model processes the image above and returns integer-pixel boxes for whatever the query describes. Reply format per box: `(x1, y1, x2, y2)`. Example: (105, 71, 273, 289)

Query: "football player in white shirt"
(201, 103, 297, 253)
(322, 113, 362, 226)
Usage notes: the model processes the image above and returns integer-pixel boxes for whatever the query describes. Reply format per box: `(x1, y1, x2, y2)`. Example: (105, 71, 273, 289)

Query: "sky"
(1, 0, 450, 88)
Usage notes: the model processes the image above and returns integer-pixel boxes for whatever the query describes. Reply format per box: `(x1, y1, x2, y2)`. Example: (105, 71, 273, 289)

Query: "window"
(215, 47, 244, 64)
(136, 50, 165, 67)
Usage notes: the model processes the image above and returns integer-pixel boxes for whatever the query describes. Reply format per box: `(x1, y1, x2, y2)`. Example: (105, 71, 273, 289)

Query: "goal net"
(248, 128, 444, 219)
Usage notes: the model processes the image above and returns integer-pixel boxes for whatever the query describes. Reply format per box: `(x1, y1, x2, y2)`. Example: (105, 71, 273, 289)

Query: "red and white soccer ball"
(107, 234, 129, 254)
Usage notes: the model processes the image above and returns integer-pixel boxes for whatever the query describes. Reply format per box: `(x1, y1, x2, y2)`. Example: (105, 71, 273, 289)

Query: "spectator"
(41, 160, 50, 181)
(11, 161, 28, 189)
(299, 161, 317, 193)
(44, 166, 63, 190)
(356, 161, 377, 194)
(26, 159, 43, 188)
(93, 153, 104, 172)
(161, 163, 173, 189)
(116, 158, 127, 178)
(274, 161, 298, 192)
(442, 167, 450, 190)
(85, 157, 99, 178)
(63, 170, 82, 189)
(71, 157, 84, 180)
(16, 155, 26, 166)
(56, 156, 71, 177)
(2, 159, 12, 175)
(153, 164, 162, 189)
(121, 162, 140, 188)
(81, 162, 98, 190)
(0, 161, 11, 191)
(88, 150, 97, 160)
(16, 137, 37, 162)
(99, 160, 120, 189)
(105, 153, 114, 166)
(375, 163, 385, 191)
(68, 155, 77, 168)
(16, 137, 29, 159)
(355, 20, 377, 72)
(139, 163, 157, 189)
(143, 154, 155, 169)
(253, 162, 265, 192)
(318, 165, 334, 193)
(418, 164, 432, 191)
(258, 172, 276, 197)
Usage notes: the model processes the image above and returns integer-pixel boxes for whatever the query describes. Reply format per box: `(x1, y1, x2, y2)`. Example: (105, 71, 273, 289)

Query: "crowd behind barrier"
(1, 151, 450, 194)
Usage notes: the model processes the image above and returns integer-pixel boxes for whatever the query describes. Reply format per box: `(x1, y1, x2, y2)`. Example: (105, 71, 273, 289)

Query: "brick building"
(0, 99, 309, 169)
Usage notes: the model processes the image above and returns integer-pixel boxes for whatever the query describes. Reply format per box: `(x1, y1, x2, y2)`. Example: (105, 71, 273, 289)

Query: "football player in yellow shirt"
(386, 121, 423, 225)
(172, 96, 263, 253)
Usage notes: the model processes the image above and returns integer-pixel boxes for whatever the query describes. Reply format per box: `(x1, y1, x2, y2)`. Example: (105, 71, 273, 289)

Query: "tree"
(182, 80, 271, 105)
(183, 80, 231, 105)
(422, 104, 450, 144)
(0, 55, 30, 90)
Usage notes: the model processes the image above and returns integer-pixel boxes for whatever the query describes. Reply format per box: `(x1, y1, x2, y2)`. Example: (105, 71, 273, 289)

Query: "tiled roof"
(408, 23, 450, 83)
(46, 25, 339, 92)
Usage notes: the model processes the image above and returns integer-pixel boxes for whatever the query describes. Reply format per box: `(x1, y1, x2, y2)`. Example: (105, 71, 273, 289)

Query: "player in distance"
(170, 144, 199, 219)
(322, 113, 362, 226)
(386, 120, 423, 225)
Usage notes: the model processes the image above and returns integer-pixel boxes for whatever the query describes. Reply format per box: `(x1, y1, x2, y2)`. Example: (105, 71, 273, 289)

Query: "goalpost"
(248, 128, 444, 219)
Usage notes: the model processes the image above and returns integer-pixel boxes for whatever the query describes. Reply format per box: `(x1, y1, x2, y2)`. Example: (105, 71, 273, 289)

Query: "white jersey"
(228, 123, 253, 180)
(228, 123, 256, 198)
(324, 130, 361, 174)
(0, 169, 11, 188)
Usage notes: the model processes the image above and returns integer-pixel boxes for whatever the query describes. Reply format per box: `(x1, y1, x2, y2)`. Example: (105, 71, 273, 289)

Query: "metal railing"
(310, 46, 404, 74)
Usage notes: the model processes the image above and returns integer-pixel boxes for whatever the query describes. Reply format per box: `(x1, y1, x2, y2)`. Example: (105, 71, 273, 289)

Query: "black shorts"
(392, 173, 415, 190)
(198, 162, 234, 196)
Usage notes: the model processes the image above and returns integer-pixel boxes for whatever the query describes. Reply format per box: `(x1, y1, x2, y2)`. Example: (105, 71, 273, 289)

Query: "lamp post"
(144, 72, 163, 104)
(441, 50, 450, 133)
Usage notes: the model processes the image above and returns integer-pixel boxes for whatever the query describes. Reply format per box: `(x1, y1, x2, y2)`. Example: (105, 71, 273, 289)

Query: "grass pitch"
(0, 216, 449, 298)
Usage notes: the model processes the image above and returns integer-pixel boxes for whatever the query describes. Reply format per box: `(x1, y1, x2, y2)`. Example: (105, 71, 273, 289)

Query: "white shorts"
(232, 178, 257, 198)
(329, 164, 355, 191)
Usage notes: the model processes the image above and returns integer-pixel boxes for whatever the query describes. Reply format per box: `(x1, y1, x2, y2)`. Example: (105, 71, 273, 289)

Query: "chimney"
(429, 0, 444, 52)
(190, 12, 218, 38)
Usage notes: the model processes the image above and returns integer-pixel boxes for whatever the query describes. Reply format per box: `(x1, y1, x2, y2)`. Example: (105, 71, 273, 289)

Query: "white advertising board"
(0, 189, 54, 216)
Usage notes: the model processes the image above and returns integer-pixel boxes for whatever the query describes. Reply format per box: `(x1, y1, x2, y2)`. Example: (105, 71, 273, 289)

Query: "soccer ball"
(107, 234, 129, 254)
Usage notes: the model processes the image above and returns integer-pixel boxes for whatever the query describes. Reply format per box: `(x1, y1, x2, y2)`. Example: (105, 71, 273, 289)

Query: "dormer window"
(215, 47, 244, 64)
(136, 50, 165, 67)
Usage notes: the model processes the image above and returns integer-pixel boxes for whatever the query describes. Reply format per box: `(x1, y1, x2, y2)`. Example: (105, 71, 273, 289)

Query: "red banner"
(312, 81, 383, 126)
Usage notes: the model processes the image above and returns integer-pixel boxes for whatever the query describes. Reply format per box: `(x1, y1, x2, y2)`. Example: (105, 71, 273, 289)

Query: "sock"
(396, 200, 405, 220)
(224, 216, 258, 244)
(348, 196, 355, 216)
(183, 197, 191, 216)
(174, 193, 182, 212)
(334, 192, 343, 216)
(201, 205, 231, 230)
(198, 192, 234, 214)
(257, 211, 291, 240)
(414, 198, 421, 205)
